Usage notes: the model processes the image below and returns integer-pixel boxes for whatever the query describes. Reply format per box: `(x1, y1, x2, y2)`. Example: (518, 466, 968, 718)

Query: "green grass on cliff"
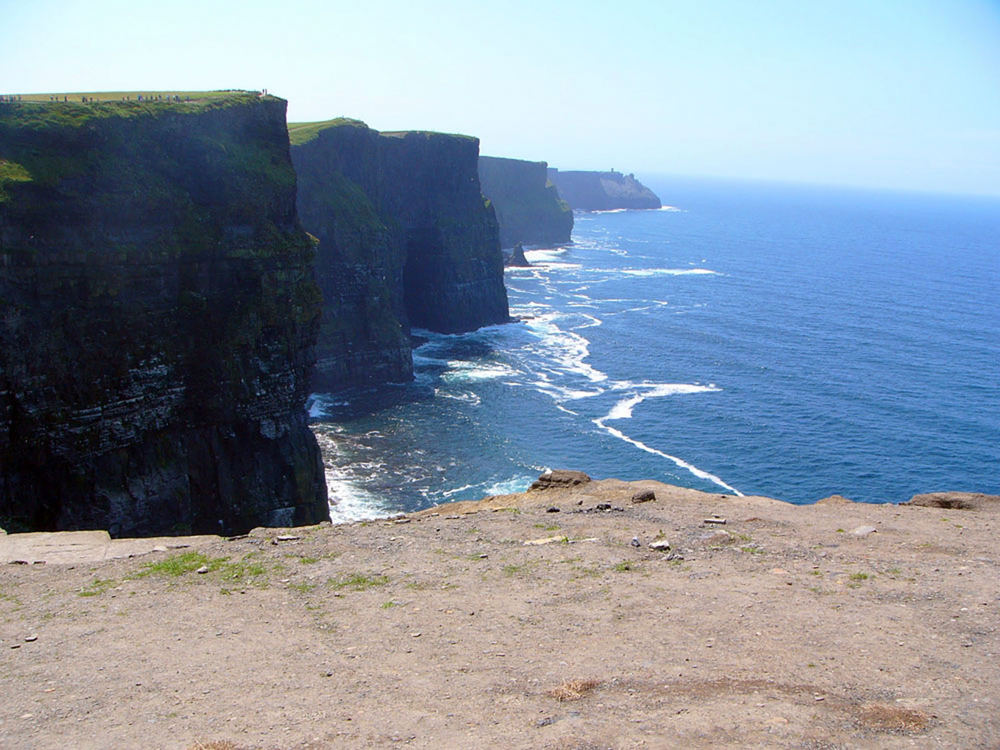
(287, 117, 369, 146)
(11, 90, 258, 104)
(0, 91, 272, 132)
(381, 129, 477, 142)
(0, 159, 32, 202)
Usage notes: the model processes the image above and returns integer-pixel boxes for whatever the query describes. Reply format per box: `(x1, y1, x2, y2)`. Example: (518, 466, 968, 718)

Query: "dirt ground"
(1, 476, 998, 749)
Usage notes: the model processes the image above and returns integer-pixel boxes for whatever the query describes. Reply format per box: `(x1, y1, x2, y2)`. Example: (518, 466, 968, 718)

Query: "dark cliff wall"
(291, 119, 509, 392)
(546, 169, 661, 211)
(0, 93, 329, 536)
(478, 156, 573, 248)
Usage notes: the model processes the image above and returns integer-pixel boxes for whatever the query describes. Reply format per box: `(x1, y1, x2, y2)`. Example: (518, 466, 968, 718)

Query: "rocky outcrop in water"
(0, 92, 329, 536)
(291, 119, 509, 392)
(547, 168, 661, 211)
(478, 156, 573, 247)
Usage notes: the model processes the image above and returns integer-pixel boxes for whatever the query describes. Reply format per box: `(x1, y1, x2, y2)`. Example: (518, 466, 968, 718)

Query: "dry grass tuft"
(857, 703, 930, 733)
(547, 678, 603, 701)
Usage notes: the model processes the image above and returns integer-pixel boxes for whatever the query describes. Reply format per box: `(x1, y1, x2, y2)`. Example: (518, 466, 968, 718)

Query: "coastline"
(2, 478, 997, 748)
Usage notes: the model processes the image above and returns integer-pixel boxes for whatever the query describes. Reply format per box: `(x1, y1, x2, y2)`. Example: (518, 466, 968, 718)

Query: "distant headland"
(547, 168, 661, 211)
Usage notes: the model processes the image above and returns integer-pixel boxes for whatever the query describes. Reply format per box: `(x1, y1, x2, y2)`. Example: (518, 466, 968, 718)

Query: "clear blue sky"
(3, 0, 999, 196)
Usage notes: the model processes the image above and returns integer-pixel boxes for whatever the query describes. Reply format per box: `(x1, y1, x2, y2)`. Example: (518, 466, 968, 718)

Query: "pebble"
(275, 535, 301, 541)
(24, 634, 38, 642)
(703, 517, 727, 525)
(850, 525, 877, 536)
(195, 566, 209, 574)
(631, 537, 641, 548)
(649, 540, 671, 551)
(546, 506, 560, 513)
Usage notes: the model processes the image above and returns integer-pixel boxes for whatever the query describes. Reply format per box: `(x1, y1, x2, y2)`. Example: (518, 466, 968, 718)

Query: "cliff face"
(546, 169, 661, 211)
(478, 156, 573, 248)
(291, 120, 509, 391)
(0, 93, 329, 536)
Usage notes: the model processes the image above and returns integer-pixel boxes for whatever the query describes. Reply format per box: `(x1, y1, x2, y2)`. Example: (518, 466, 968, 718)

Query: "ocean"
(310, 177, 1000, 523)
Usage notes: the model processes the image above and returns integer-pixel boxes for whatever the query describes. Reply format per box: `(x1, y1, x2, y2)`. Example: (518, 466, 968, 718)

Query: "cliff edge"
(547, 168, 661, 211)
(0, 92, 329, 536)
(2, 477, 996, 747)
(291, 119, 509, 392)
(478, 155, 573, 248)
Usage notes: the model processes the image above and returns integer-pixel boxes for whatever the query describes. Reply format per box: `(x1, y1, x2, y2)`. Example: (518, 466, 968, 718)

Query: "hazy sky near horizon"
(2, 0, 999, 196)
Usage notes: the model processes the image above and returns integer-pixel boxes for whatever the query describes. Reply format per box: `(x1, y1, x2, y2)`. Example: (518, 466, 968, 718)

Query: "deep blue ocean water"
(310, 177, 1000, 522)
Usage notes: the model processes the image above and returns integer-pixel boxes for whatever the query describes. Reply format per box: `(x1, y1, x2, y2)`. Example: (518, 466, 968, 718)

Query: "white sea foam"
(658, 205, 683, 212)
(437, 390, 482, 406)
(596, 421, 743, 496)
(441, 361, 517, 382)
(525, 315, 608, 384)
(325, 475, 399, 524)
(590, 382, 742, 496)
(620, 268, 718, 277)
(440, 483, 478, 499)
(307, 395, 352, 419)
(523, 248, 568, 264)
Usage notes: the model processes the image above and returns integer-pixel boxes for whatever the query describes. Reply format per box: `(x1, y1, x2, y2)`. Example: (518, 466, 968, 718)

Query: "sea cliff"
(290, 119, 509, 392)
(478, 155, 573, 247)
(0, 92, 329, 536)
(547, 168, 661, 210)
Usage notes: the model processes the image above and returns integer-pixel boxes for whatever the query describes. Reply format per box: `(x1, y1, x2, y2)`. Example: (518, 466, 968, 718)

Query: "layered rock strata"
(478, 155, 573, 247)
(0, 92, 329, 536)
(291, 119, 509, 392)
(547, 168, 661, 210)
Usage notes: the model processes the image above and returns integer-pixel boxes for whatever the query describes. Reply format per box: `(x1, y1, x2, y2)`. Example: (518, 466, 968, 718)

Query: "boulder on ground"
(631, 490, 656, 504)
(530, 470, 591, 491)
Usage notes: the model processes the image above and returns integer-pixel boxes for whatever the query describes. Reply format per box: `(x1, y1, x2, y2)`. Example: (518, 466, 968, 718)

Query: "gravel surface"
(1, 478, 998, 749)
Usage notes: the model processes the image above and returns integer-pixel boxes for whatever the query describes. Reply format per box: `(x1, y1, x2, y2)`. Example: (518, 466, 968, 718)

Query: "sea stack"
(290, 119, 509, 392)
(0, 92, 329, 536)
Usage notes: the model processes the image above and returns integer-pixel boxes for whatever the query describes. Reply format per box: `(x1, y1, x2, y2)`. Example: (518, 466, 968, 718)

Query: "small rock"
(546, 506, 560, 513)
(631, 489, 656, 503)
(649, 540, 671, 551)
(24, 634, 37, 642)
(524, 536, 567, 546)
(195, 566, 209, 574)
(631, 537, 641, 548)
(537, 717, 555, 727)
(275, 534, 301, 541)
(152, 545, 168, 553)
(410, 632, 421, 638)
(703, 517, 727, 525)
(850, 525, 877, 536)
(394, 518, 411, 525)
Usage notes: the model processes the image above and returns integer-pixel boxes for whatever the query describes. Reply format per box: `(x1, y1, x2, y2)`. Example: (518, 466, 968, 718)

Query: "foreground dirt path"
(1, 478, 998, 749)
